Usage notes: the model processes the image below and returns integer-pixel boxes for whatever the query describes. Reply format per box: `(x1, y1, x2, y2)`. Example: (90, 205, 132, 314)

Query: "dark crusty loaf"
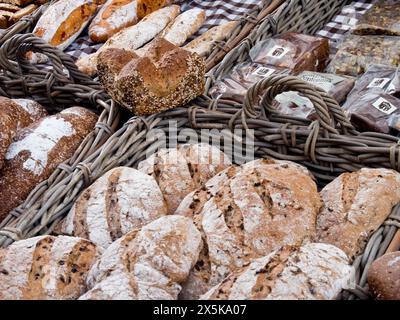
(317, 168, 400, 261)
(62, 167, 168, 249)
(0, 235, 99, 299)
(138, 143, 231, 214)
(0, 107, 98, 222)
(367, 251, 400, 300)
(0, 97, 47, 170)
(176, 158, 321, 299)
(200, 243, 354, 300)
(79, 215, 202, 300)
(97, 38, 205, 115)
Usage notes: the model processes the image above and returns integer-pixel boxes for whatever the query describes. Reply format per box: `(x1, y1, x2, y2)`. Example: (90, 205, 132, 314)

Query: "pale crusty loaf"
(79, 215, 202, 300)
(98, 38, 205, 115)
(76, 5, 180, 76)
(0, 97, 47, 170)
(0, 235, 99, 300)
(0, 107, 98, 222)
(62, 167, 168, 249)
(200, 243, 354, 300)
(367, 252, 400, 300)
(317, 168, 400, 261)
(177, 158, 321, 300)
(138, 143, 231, 214)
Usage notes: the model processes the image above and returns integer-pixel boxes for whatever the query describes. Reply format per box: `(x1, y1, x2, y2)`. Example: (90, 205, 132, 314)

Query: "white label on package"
(252, 67, 275, 78)
(367, 78, 391, 89)
(298, 72, 344, 93)
(372, 97, 397, 115)
(266, 45, 290, 58)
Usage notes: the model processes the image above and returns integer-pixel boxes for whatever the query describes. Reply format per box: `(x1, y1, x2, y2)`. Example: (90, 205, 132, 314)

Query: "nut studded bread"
(0, 97, 47, 170)
(200, 243, 354, 300)
(367, 251, 400, 300)
(0, 107, 98, 222)
(61, 167, 168, 249)
(138, 143, 231, 214)
(79, 215, 202, 300)
(317, 168, 400, 261)
(0, 235, 99, 300)
(177, 158, 321, 300)
(98, 38, 205, 115)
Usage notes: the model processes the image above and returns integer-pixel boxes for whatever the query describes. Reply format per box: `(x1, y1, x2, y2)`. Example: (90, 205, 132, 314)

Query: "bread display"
(367, 251, 400, 300)
(79, 215, 202, 300)
(176, 159, 321, 300)
(98, 38, 205, 115)
(61, 167, 168, 249)
(138, 143, 231, 214)
(76, 5, 180, 76)
(0, 235, 99, 300)
(0, 107, 98, 222)
(0, 3, 37, 28)
(200, 243, 354, 300)
(317, 168, 400, 261)
(0, 97, 47, 170)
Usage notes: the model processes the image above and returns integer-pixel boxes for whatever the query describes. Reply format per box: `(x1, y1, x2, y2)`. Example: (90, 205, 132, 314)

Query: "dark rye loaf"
(0, 107, 98, 222)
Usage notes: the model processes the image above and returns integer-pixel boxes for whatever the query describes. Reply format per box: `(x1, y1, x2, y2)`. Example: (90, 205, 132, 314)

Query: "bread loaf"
(0, 107, 98, 222)
(0, 235, 99, 300)
(0, 0, 33, 6)
(0, 97, 47, 170)
(79, 215, 202, 300)
(136, 0, 174, 19)
(177, 158, 321, 299)
(76, 5, 180, 76)
(98, 38, 205, 115)
(62, 167, 168, 249)
(185, 21, 239, 57)
(367, 251, 400, 300)
(317, 168, 400, 261)
(138, 143, 231, 214)
(200, 243, 354, 300)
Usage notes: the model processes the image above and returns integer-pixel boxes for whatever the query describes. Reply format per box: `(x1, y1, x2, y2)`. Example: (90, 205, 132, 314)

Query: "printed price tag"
(252, 67, 275, 77)
(372, 97, 397, 115)
(367, 77, 391, 89)
(266, 45, 290, 58)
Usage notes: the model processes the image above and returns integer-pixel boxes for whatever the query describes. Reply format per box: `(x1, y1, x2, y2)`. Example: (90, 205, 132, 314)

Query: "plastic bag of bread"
(352, 0, 400, 36)
(327, 35, 400, 77)
(249, 33, 330, 73)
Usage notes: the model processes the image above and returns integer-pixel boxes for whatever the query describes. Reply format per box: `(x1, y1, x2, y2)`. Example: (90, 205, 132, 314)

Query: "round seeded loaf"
(317, 168, 400, 261)
(0, 235, 99, 300)
(200, 243, 354, 300)
(79, 215, 202, 300)
(138, 143, 231, 214)
(176, 158, 321, 299)
(0, 107, 98, 222)
(61, 166, 168, 249)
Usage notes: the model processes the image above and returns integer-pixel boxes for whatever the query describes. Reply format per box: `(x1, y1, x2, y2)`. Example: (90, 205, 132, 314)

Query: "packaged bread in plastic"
(249, 33, 330, 73)
(353, 0, 400, 36)
(327, 35, 400, 76)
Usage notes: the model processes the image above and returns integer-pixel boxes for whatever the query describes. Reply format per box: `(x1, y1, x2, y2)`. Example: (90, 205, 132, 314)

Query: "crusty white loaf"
(79, 215, 202, 300)
(317, 168, 400, 261)
(62, 167, 168, 249)
(200, 243, 354, 300)
(138, 143, 231, 214)
(177, 158, 321, 300)
(0, 107, 98, 222)
(0, 235, 99, 300)
(76, 5, 180, 76)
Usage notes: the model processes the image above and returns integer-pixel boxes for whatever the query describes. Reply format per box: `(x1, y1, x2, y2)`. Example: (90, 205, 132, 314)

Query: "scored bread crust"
(200, 243, 354, 300)
(79, 215, 202, 300)
(317, 168, 400, 261)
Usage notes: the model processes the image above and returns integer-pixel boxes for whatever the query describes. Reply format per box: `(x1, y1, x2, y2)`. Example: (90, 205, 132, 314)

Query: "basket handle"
(243, 75, 355, 134)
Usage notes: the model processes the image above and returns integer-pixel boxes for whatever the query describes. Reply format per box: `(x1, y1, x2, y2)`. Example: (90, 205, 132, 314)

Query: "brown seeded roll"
(0, 107, 98, 222)
(138, 143, 231, 214)
(176, 158, 321, 300)
(367, 251, 400, 300)
(317, 168, 400, 261)
(0, 235, 99, 300)
(0, 97, 47, 170)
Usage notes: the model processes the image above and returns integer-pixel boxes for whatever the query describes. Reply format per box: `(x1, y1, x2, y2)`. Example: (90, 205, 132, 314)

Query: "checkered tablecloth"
(65, 0, 262, 61)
